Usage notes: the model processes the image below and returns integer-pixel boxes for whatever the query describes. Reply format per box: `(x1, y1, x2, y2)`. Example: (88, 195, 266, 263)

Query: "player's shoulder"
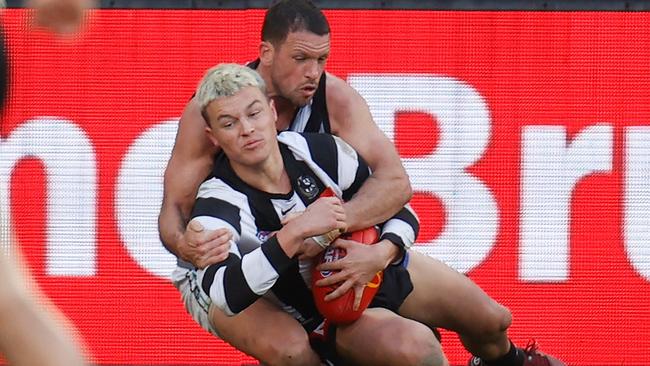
(324, 71, 368, 130)
(324, 72, 359, 105)
(196, 175, 249, 210)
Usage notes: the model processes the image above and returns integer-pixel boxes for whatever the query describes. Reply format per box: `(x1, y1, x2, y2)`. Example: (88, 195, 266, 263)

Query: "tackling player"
(174, 62, 566, 366)
(162, 1, 565, 365)
(161, 1, 412, 363)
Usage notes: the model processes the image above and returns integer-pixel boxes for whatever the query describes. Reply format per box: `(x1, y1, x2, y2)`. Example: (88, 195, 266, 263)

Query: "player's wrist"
(171, 230, 195, 263)
(376, 239, 403, 268)
(174, 231, 188, 250)
(276, 222, 306, 254)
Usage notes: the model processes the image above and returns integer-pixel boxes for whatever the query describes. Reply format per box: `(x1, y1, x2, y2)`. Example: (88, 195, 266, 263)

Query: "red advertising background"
(1, 9, 650, 365)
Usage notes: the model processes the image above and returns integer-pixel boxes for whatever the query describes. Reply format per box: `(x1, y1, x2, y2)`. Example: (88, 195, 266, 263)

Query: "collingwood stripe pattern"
(187, 132, 418, 328)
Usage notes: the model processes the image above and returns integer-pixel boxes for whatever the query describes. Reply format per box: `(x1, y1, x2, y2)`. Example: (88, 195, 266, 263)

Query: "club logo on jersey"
(296, 175, 319, 200)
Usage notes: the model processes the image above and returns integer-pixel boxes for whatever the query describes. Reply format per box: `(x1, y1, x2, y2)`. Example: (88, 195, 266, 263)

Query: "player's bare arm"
(325, 74, 410, 272)
(305, 74, 412, 306)
(326, 73, 412, 231)
(158, 98, 231, 268)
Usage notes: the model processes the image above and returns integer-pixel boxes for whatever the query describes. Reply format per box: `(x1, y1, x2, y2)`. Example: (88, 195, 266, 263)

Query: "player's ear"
(260, 41, 274, 66)
(205, 126, 219, 147)
(269, 98, 278, 121)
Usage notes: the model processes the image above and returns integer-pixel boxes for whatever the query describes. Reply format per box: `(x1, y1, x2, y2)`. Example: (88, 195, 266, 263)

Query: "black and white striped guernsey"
(188, 132, 419, 330)
(176, 60, 331, 271)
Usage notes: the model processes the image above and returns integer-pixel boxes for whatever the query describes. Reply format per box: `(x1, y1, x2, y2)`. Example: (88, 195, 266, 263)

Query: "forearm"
(158, 118, 216, 260)
(203, 235, 296, 316)
(158, 200, 189, 259)
(343, 172, 412, 232)
(202, 210, 338, 314)
(275, 222, 308, 258)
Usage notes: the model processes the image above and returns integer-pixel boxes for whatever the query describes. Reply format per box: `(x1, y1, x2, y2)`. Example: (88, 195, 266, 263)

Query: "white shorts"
(171, 266, 221, 337)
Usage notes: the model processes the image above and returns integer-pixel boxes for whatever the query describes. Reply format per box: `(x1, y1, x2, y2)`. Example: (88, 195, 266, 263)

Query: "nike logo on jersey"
(281, 204, 297, 216)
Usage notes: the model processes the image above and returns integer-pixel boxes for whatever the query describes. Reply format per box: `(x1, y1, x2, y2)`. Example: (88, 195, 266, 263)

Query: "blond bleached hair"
(196, 63, 267, 124)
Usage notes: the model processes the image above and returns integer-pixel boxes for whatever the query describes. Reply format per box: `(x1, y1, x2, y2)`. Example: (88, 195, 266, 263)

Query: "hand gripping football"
(311, 226, 383, 324)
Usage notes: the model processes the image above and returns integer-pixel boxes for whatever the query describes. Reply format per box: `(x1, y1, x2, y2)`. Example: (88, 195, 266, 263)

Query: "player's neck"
(272, 97, 297, 131)
(231, 147, 291, 194)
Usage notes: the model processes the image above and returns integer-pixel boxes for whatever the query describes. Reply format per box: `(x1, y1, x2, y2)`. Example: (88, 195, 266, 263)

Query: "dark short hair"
(261, 0, 330, 45)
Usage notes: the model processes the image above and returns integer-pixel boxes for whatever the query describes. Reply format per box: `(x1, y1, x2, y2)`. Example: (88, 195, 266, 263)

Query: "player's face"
(270, 30, 330, 107)
(204, 86, 278, 167)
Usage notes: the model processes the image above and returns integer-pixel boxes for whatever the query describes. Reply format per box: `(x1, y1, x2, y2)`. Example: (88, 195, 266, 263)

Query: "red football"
(311, 226, 383, 324)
